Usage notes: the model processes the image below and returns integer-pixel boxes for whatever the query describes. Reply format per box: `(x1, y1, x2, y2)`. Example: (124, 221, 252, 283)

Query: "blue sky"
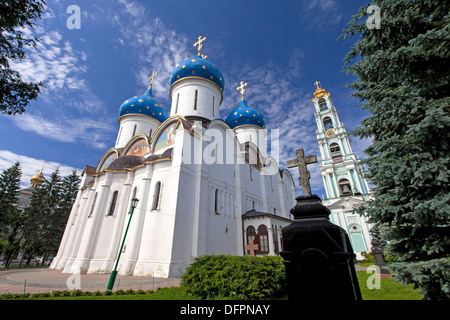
(0, 0, 372, 197)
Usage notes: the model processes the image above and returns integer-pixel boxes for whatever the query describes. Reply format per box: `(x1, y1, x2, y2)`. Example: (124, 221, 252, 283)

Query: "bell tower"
(312, 81, 370, 200)
(312, 81, 373, 259)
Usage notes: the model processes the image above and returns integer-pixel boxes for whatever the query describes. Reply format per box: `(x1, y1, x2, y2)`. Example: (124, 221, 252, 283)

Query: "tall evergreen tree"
(22, 168, 61, 260)
(341, 0, 449, 299)
(0, 162, 22, 233)
(44, 170, 80, 255)
(22, 168, 80, 263)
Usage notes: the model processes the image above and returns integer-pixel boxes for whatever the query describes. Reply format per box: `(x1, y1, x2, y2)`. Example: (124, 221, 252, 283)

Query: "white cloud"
(0, 150, 83, 188)
(8, 113, 113, 150)
(6, 8, 113, 149)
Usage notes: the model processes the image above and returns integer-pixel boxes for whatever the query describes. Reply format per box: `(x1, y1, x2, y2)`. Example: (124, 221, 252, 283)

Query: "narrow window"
(258, 225, 269, 253)
(116, 127, 123, 145)
(132, 124, 137, 137)
(151, 181, 161, 210)
(194, 90, 198, 110)
(246, 226, 256, 252)
(108, 191, 119, 216)
(214, 189, 219, 214)
(212, 96, 215, 117)
(175, 93, 180, 113)
(88, 192, 97, 218)
(148, 128, 152, 139)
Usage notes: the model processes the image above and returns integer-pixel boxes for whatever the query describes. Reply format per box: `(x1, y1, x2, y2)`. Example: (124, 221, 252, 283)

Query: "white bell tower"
(312, 81, 373, 259)
(313, 81, 371, 199)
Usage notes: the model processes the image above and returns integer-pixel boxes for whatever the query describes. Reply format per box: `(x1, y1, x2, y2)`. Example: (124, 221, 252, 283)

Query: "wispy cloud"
(301, 0, 343, 30)
(7, 5, 114, 149)
(0, 150, 83, 188)
(8, 114, 112, 150)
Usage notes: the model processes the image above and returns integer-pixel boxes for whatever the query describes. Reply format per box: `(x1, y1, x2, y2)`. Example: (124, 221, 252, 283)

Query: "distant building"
(312, 82, 373, 259)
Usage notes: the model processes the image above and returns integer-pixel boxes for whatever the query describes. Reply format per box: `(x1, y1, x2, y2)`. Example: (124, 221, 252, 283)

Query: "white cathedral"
(50, 38, 372, 278)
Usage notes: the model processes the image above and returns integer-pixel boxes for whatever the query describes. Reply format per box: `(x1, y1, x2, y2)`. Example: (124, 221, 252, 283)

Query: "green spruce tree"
(22, 168, 61, 262)
(0, 162, 23, 266)
(44, 170, 80, 256)
(0, 162, 22, 233)
(341, 0, 450, 299)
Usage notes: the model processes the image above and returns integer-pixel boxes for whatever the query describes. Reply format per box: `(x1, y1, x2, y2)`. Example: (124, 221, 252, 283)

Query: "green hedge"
(181, 255, 287, 300)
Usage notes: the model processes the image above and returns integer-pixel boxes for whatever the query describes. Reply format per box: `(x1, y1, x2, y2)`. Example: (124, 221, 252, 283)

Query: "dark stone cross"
(287, 149, 318, 196)
(246, 239, 259, 257)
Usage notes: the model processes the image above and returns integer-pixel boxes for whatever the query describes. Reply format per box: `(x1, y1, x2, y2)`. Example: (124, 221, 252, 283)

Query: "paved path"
(0, 268, 181, 294)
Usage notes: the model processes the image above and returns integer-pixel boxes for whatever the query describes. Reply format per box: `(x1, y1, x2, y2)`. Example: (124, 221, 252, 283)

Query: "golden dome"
(31, 173, 45, 185)
(31, 162, 46, 188)
(312, 81, 329, 102)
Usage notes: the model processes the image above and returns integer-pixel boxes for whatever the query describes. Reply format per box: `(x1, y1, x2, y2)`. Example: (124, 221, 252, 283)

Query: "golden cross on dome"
(193, 36, 207, 55)
(236, 81, 248, 100)
(148, 71, 157, 89)
(314, 81, 321, 90)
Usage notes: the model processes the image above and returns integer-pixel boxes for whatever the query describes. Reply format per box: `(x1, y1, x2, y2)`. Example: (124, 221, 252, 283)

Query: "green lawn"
(357, 271, 423, 300)
(2, 271, 423, 300)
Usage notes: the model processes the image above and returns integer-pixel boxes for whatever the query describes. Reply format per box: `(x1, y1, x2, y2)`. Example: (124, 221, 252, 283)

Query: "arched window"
(318, 98, 327, 111)
(88, 192, 98, 218)
(108, 191, 119, 216)
(258, 225, 269, 253)
(151, 181, 161, 210)
(246, 226, 256, 245)
(214, 189, 220, 214)
(323, 117, 333, 130)
(339, 178, 353, 196)
(329, 143, 341, 158)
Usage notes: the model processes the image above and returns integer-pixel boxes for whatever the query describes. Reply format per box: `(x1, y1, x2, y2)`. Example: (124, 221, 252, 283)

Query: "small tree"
(341, 0, 450, 299)
(0, 0, 46, 115)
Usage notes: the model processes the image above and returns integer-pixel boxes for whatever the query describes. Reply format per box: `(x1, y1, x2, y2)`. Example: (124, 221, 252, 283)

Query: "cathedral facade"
(50, 40, 297, 278)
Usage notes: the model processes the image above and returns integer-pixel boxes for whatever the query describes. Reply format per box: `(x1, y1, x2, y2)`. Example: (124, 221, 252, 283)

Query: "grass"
(2, 271, 423, 300)
(357, 271, 423, 300)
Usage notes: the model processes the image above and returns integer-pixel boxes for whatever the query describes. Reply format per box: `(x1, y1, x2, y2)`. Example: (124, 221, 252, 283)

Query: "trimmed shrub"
(181, 255, 287, 300)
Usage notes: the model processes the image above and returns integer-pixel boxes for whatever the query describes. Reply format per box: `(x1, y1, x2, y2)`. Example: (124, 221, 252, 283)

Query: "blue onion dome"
(170, 55, 225, 92)
(119, 87, 168, 124)
(225, 99, 266, 129)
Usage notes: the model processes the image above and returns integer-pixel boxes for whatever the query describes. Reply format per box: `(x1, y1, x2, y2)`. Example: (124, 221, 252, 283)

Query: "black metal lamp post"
(107, 197, 139, 291)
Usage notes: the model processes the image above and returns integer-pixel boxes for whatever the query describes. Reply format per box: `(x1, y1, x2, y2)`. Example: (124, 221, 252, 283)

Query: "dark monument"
(281, 149, 362, 300)
(370, 231, 390, 275)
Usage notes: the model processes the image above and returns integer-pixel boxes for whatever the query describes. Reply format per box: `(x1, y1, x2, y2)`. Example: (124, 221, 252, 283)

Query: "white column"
(102, 171, 135, 272)
(267, 224, 276, 256)
(120, 169, 152, 275)
(73, 172, 112, 273)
